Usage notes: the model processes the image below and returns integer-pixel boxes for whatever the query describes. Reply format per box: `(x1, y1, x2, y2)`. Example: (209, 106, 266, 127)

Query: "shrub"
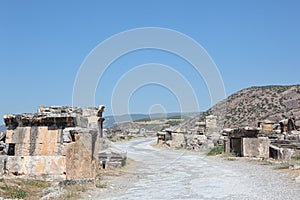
(207, 146, 223, 156)
(166, 120, 181, 126)
(95, 183, 107, 188)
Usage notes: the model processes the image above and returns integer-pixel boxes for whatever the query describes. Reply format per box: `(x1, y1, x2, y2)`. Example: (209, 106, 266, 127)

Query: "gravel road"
(87, 137, 300, 200)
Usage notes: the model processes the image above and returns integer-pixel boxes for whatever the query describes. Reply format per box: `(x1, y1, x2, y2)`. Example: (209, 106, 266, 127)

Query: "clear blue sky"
(1, 1, 300, 123)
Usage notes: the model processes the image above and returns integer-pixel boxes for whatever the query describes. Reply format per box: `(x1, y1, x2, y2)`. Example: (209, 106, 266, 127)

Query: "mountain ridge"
(103, 112, 200, 128)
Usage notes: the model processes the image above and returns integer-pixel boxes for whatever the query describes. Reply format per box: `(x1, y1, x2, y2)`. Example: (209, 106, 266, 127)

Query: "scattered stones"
(289, 165, 300, 170)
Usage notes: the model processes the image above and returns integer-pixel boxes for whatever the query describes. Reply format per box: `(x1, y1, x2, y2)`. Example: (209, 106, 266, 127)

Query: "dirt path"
(85, 137, 300, 199)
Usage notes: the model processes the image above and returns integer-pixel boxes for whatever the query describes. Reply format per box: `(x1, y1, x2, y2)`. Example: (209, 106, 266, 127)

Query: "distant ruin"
(0, 106, 105, 181)
(157, 115, 220, 151)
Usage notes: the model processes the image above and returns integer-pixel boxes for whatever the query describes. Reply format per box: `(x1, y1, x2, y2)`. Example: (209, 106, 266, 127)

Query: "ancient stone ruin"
(223, 114, 300, 160)
(157, 115, 219, 151)
(99, 147, 127, 169)
(223, 127, 269, 158)
(156, 111, 300, 161)
(0, 106, 105, 181)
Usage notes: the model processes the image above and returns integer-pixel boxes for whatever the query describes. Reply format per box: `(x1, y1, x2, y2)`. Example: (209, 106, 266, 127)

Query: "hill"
(202, 85, 300, 128)
(103, 112, 199, 128)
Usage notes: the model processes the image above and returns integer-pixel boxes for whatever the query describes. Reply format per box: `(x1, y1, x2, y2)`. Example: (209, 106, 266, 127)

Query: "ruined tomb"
(0, 105, 105, 181)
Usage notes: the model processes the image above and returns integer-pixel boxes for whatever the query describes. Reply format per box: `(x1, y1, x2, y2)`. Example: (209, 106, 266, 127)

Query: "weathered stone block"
(242, 137, 269, 158)
(65, 139, 98, 180)
(86, 116, 99, 129)
(223, 137, 230, 153)
(34, 127, 61, 156)
(1, 155, 66, 181)
(99, 148, 127, 169)
(5, 127, 30, 144)
(74, 116, 88, 128)
(36, 127, 58, 144)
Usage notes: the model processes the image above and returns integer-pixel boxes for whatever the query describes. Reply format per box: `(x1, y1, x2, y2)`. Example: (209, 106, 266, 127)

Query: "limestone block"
(279, 148, 295, 160)
(35, 143, 59, 156)
(36, 127, 57, 144)
(34, 127, 60, 156)
(5, 127, 30, 144)
(14, 143, 31, 156)
(75, 116, 88, 128)
(242, 137, 270, 158)
(65, 139, 98, 180)
(5, 130, 13, 143)
(86, 116, 99, 129)
(171, 133, 185, 148)
(5, 156, 66, 181)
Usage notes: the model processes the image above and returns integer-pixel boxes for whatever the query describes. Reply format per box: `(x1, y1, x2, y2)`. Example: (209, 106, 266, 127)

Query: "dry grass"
(54, 161, 134, 199)
(274, 157, 300, 170)
(58, 183, 92, 200)
(0, 178, 51, 200)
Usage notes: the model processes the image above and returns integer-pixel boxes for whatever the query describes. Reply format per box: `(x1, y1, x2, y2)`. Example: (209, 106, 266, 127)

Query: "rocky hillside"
(203, 85, 300, 128)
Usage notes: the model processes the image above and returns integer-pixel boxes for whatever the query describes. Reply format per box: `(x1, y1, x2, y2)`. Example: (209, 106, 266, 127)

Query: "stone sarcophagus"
(0, 105, 105, 181)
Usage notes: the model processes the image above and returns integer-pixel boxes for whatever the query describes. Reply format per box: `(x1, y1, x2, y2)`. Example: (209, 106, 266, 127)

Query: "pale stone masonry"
(0, 105, 105, 181)
(241, 137, 270, 158)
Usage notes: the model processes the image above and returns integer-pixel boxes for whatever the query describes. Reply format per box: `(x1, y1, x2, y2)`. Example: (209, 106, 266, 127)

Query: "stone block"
(242, 137, 269, 158)
(65, 139, 98, 180)
(5, 127, 31, 144)
(36, 127, 57, 144)
(4, 156, 66, 181)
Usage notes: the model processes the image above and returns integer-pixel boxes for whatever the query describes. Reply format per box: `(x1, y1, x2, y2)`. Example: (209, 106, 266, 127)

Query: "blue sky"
(1, 1, 300, 122)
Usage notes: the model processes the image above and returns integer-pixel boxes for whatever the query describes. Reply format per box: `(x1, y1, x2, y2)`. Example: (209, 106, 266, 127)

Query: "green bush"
(207, 146, 223, 156)
(166, 120, 181, 126)
(95, 182, 107, 188)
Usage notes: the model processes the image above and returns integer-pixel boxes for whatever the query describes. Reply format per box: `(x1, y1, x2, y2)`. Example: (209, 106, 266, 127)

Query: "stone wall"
(0, 156, 66, 181)
(5, 126, 63, 156)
